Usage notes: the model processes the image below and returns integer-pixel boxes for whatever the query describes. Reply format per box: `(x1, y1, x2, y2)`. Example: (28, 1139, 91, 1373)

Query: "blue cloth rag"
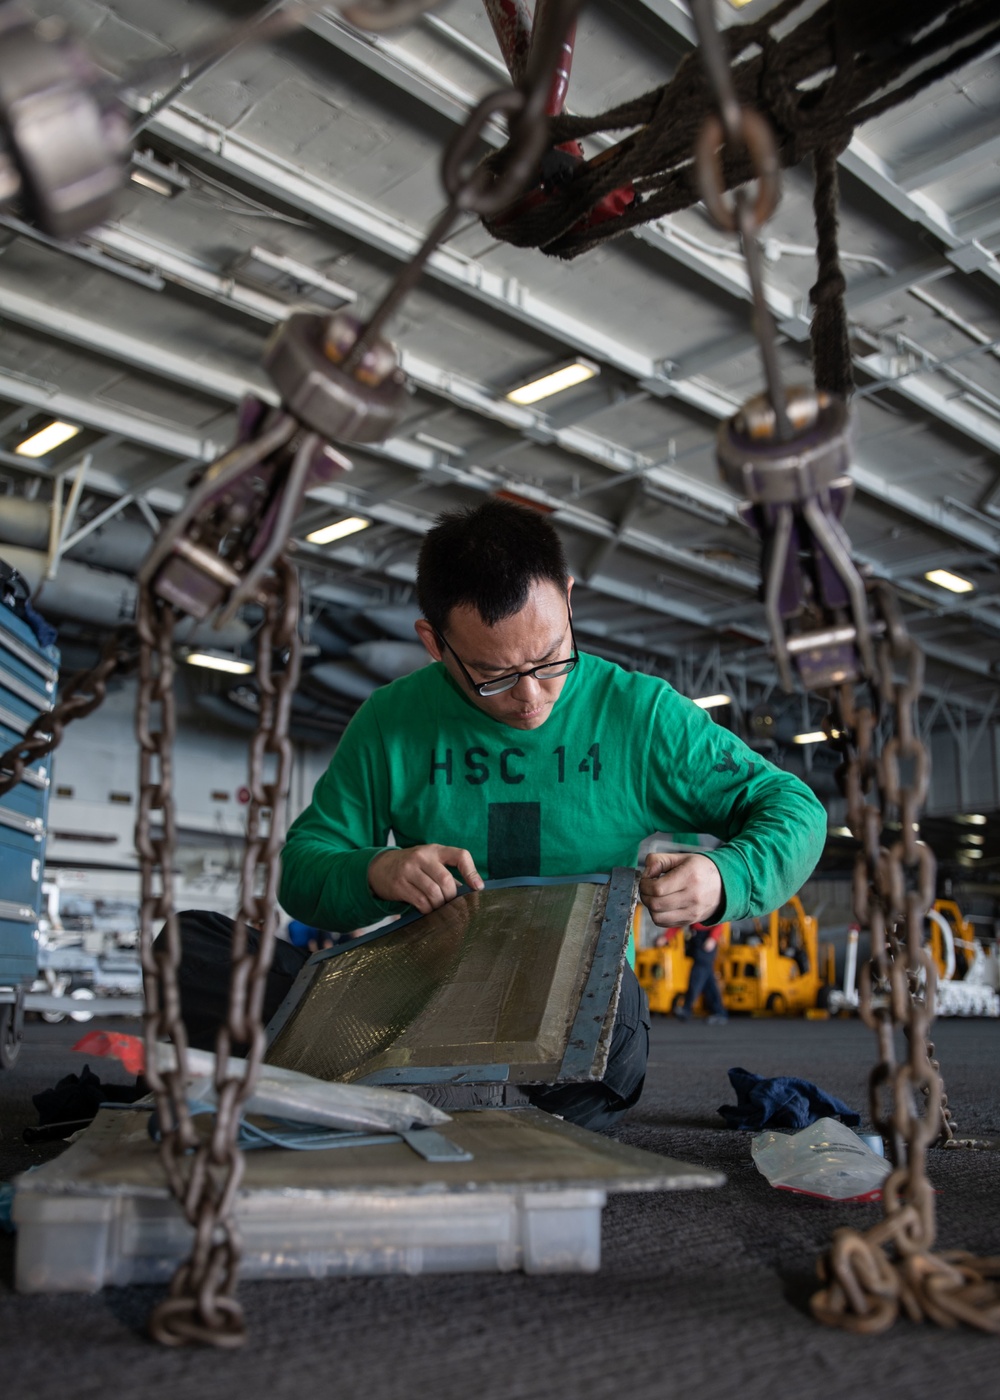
(23, 597, 58, 649)
(719, 1065, 860, 1131)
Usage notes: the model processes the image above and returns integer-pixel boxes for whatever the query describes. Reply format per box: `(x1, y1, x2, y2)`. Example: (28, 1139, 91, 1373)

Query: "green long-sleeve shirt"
(279, 652, 826, 932)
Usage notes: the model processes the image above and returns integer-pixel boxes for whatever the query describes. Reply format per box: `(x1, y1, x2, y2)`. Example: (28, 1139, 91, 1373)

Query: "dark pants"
(525, 962, 650, 1132)
(684, 957, 725, 1016)
(157, 910, 650, 1134)
(154, 910, 310, 1054)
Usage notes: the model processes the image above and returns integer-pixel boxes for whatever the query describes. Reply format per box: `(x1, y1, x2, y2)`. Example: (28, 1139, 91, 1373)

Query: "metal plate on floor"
(265, 872, 638, 1086)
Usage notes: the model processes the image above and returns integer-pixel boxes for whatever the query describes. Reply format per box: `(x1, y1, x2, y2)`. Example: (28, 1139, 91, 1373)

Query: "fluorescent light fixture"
(415, 432, 465, 456)
(129, 151, 189, 197)
(306, 516, 370, 546)
(693, 693, 732, 709)
(185, 652, 253, 675)
(793, 731, 829, 745)
(962, 834, 985, 846)
(15, 420, 81, 457)
(506, 359, 598, 406)
(925, 568, 974, 594)
(830, 825, 853, 837)
(960, 813, 988, 825)
(964, 849, 983, 860)
(130, 168, 175, 198)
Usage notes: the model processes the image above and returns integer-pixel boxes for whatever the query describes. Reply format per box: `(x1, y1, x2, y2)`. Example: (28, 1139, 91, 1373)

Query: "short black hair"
(417, 498, 569, 634)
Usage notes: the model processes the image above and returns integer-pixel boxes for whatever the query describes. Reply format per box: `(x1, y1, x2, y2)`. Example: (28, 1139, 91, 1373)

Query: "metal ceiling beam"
(137, 96, 1000, 515)
(840, 138, 1000, 291)
(332, 431, 1000, 668)
(348, 432, 759, 599)
(140, 102, 752, 418)
(894, 119, 1000, 193)
(0, 283, 270, 406)
(395, 347, 743, 520)
(0, 369, 216, 462)
(0, 315, 754, 610)
(305, 470, 759, 635)
(952, 198, 1000, 247)
(304, 13, 508, 139)
(0, 266, 749, 532)
(305, 11, 804, 326)
(630, 0, 696, 45)
(92, 224, 286, 324)
(854, 348, 1000, 465)
(6, 263, 1000, 586)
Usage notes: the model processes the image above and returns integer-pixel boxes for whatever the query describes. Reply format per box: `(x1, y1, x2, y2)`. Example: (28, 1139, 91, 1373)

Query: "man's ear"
(414, 618, 443, 661)
(567, 575, 574, 605)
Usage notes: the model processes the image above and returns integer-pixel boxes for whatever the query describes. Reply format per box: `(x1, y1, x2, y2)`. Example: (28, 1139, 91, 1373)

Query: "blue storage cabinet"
(0, 602, 59, 1067)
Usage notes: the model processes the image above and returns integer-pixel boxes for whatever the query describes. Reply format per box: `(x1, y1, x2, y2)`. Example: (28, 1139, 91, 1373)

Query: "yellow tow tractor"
(721, 894, 834, 1016)
(634, 910, 731, 1016)
(927, 899, 977, 980)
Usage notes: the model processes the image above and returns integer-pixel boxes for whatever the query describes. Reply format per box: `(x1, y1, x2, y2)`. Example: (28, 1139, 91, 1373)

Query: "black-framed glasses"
(437, 609, 578, 698)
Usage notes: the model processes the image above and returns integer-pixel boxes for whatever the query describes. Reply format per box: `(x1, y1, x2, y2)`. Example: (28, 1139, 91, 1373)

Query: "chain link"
(342, 0, 584, 373)
(138, 561, 302, 1348)
(0, 631, 137, 799)
(807, 585, 1000, 1333)
(0, 6, 586, 1344)
(687, 0, 1000, 1335)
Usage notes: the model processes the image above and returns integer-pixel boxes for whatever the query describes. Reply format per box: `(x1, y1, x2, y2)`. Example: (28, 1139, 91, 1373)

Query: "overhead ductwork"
(0, 545, 250, 648)
(364, 604, 422, 641)
(1, 544, 137, 631)
(308, 660, 381, 702)
(350, 640, 429, 680)
(0, 498, 154, 575)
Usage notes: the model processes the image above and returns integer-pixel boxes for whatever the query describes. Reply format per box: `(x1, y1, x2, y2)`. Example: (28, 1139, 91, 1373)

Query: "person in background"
(674, 922, 728, 1024)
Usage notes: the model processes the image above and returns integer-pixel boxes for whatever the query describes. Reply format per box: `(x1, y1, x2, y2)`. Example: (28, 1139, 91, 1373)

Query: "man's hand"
(639, 852, 722, 928)
(368, 844, 484, 914)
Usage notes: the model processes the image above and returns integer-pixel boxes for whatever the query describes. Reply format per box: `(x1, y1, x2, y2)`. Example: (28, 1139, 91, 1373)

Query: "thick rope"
(810, 142, 854, 399)
(480, 0, 1000, 260)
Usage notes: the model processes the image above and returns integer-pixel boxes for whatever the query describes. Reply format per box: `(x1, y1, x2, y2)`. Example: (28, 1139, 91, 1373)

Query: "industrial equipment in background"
(29, 881, 142, 1024)
(635, 914, 730, 1017)
(721, 895, 834, 1017)
(920, 900, 999, 1018)
(828, 903, 999, 1020)
(636, 894, 835, 1019)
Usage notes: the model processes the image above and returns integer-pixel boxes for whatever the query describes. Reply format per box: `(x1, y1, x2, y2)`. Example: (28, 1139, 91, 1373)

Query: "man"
(278, 499, 826, 1129)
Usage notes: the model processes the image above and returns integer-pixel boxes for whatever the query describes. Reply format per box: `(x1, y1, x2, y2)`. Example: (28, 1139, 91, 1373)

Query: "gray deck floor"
(1, 1013, 998, 1399)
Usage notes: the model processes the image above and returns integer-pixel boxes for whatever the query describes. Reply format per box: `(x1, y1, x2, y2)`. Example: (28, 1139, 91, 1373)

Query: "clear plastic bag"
(750, 1116, 892, 1201)
(153, 1044, 451, 1134)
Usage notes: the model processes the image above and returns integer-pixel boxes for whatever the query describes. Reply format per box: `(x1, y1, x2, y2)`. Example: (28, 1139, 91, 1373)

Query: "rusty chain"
(688, 0, 1000, 1335)
(810, 586, 1000, 1333)
(0, 631, 137, 799)
(342, 0, 584, 373)
(0, 5, 582, 1345)
(138, 562, 301, 1347)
